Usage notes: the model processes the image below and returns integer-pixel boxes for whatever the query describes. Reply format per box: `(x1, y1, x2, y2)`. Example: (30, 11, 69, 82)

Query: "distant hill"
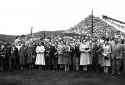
(31, 30, 64, 38)
(65, 15, 119, 37)
(0, 15, 122, 43)
(0, 34, 16, 43)
(0, 30, 65, 43)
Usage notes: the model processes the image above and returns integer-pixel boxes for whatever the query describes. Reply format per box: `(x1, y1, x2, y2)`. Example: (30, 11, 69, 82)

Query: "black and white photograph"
(0, 0, 125, 85)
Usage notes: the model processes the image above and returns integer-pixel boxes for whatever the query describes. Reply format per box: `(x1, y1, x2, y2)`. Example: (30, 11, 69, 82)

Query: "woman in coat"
(49, 42, 57, 70)
(19, 42, 27, 70)
(79, 40, 91, 71)
(102, 40, 111, 74)
(73, 40, 80, 71)
(35, 42, 45, 70)
(44, 42, 51, 69)
(121, 40, 125, 74)
(53, 41, 58, 69)
(32, 42, 38, 69)
(63, 41, 71, 72)
(8, 44, 17, 71)
(27, 43, 33, 69)
(57, 40, 64, 70)
(93, 42, 103, 73)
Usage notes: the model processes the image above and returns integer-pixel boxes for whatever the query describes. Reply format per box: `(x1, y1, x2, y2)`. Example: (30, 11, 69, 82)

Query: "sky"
(0, 0, 125, 35)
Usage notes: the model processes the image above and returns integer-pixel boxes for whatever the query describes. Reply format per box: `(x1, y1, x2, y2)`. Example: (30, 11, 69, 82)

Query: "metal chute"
(102, 15, 125, 33)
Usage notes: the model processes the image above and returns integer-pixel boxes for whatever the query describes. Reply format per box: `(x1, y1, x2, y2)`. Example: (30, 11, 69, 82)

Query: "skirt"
(102, 55, 111, 67)
(80, 53, 90, 65)
(35, 53, 45, 65)
(63, 53, 71, 65)
(58, 54, 63, 64)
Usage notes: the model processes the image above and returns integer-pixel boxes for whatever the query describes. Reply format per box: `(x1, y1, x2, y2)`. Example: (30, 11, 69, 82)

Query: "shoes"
(117, 72, 121, 74)
(0, 67, 3, 71)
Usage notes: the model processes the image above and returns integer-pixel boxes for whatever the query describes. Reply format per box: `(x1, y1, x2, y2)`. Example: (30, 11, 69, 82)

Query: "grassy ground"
(0, 70, 125, 85)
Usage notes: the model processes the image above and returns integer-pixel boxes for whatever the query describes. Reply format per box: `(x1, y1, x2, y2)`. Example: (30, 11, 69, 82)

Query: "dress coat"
(27, 45, 33, 64)
(7, 45, 17, 69)
(32, 44, 37, 64)
(111, 43, 121, 59)
(50, 45, 57, 65)
(102, 44, 111, 66)
(44, 44, 51, 66)
(0, 46, 7, 59)
(57, 44, 64, 64)
(79, 43, 91, 65)
(120, 44, 125, 73)
(90, 42, 97, 64)
(63, 45, 71, 65)
(35, 45, 45, 65)
(0, 46, 7, 67)
(74, 44, 80, 63)
(19, 45, 27, 65)
(95, 43, 103, 65)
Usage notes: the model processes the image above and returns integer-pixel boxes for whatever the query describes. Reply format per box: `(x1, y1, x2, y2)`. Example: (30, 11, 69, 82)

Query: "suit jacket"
(119, 44, 125, 59)
(111, 43, 121, 59)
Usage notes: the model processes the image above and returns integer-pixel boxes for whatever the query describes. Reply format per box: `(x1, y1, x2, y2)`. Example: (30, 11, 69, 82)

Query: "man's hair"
(21, 35, 25, 37)
(16, 36, 19, 39)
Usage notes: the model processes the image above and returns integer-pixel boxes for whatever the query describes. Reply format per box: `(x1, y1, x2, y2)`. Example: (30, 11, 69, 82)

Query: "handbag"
(104, 56, 109, 60)
(103, 53, 110, 60)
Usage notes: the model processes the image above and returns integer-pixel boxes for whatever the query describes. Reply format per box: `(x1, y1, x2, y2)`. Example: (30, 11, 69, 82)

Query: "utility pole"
(31, 27, 33, 35)
(44, 31, 46, 39)
(91, 10, 94, 36)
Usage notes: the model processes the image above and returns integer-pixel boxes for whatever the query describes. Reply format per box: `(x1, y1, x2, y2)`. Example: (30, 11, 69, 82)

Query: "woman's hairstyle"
(105, 38, 109, 42)
(121, 39, 124, 44)
(41, 42, 44, 45)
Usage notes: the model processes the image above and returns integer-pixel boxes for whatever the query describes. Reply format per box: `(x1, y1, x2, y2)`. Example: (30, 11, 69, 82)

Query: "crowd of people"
(0, 35, 125, 75)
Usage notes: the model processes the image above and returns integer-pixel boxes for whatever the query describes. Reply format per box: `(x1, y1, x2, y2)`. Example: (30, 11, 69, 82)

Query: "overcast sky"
(0, 0, 124, 35)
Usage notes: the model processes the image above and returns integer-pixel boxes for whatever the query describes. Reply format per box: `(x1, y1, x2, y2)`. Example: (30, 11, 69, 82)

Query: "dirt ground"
(0, 70, 125, 85)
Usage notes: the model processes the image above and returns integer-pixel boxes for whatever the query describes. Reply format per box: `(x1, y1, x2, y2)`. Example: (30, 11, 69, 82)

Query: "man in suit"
(119, 39, 125, 74)
(111, 38, 122, 74)
(7, 44, 18, 71)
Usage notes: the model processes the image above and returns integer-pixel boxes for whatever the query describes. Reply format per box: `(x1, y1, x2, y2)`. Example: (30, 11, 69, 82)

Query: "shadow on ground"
(0, 70, 125, 85)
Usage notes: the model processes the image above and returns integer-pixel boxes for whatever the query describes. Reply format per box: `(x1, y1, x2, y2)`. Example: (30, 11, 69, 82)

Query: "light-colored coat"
(79, 43, 91, 65)
(102, 44, 111, 66)
(57, 44, 64, 64)
(35, 45, 45, 65)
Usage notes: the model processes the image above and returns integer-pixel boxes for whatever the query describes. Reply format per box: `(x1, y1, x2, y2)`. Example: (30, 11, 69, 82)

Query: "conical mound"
(65, 15, 118, 37)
